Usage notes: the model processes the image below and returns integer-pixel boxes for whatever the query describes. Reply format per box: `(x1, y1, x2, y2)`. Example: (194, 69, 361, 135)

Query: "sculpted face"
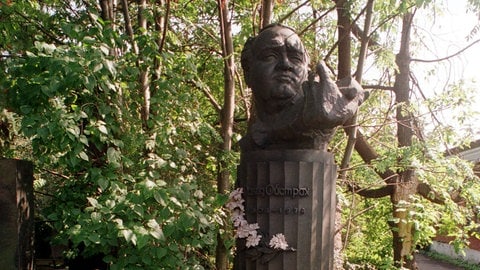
(248, 25, 309, 114)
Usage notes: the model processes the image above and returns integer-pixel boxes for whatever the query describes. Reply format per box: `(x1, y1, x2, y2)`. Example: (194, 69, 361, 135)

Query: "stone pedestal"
(0, 159, 34, 270)
(235, 150, 336, 270)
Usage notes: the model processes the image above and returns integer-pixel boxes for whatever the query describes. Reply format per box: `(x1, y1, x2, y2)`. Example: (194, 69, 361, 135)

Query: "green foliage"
(1, 1, 233, 268)
(344, 197, 395, 268)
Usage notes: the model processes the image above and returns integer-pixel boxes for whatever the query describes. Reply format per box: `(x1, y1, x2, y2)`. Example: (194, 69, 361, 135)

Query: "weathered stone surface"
(235, 150, 336, 270)
(0, 159, 34, 270)
(240, 24, 365, 152)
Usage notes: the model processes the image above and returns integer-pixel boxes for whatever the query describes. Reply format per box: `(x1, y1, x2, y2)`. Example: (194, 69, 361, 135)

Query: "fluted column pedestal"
(235, 150, 336, 270)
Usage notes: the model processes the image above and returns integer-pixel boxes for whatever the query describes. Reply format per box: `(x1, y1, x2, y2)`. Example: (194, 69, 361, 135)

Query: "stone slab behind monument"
(235, 150, 336, 270)
(0, 159, 34, 270)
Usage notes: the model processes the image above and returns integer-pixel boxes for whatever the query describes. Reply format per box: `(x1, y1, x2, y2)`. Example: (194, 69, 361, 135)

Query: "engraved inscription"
(249, 207, 306, 215)
(246, 184, 310, 198)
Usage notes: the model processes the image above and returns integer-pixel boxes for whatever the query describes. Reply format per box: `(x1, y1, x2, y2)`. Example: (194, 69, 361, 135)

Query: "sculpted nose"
(277, 55, 293, 71)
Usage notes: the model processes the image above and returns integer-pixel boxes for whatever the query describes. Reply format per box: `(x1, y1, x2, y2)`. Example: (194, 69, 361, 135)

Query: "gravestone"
(234, 24, 365, 270)
(235, 150, 336, 269)
(0, 159, 34, 270)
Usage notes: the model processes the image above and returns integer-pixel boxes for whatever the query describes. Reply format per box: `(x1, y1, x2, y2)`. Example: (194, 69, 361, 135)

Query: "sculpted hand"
(303, 61, 366, 130)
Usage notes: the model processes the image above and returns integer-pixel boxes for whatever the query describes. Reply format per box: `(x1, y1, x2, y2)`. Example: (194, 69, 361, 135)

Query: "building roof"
(446, 139, 480, 163)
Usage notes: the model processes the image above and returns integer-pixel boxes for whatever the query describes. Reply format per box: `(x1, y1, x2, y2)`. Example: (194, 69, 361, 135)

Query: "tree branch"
(417, 182, 464, 204)
(43, 169, 70, 180)
(411, 39, 480, 63)
(14, 11, 64, 45)
(336, 204, 377, 234)
(278, 0, 310, 24)
(298, 5, 336, 36)
(188, 78, 222, 113)
(339, 0, 373, 183)
(348, 183, 394, 198)
(362, 84, 395, 91)
(156, 0, 170, 55)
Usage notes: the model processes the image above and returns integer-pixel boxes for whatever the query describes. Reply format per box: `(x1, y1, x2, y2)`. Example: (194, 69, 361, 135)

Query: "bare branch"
(188, 79, 222, 113)
(43, 169, 70, 180)
(278, 0, 310, 24)
(298, 5, 336, 36)
(121, 0, 138, 54)
(156, 0, 170, 55)
(234, 68, 251, 120)
(417, 182, 464, 204)
(411, 39, 480, 63)
(362, 84, 395, 91)
(13, 10, 64, 45)
(348, 183, 394, 198)
(336, 204, 377, 234)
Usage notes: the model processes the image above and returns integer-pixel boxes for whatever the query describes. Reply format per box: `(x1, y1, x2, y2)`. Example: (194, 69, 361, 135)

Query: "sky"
(413, 0, 480, 140)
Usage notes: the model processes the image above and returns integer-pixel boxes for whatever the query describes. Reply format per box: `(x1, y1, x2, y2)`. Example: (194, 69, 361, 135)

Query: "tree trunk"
(334, 1, 352, 268)
(261, 0, 274, 28)
(137, 0, 150, 130)
(216, 0, 236, 269)
(391, 10, 417, 269)
(335, 0, 351, 79)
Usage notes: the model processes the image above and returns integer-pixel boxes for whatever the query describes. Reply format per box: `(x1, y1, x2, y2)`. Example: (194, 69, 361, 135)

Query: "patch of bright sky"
(412, 0, 480, 140)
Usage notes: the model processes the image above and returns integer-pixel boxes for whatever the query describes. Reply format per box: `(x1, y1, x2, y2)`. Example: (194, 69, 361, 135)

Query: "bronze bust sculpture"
(240, 24, 366, 151)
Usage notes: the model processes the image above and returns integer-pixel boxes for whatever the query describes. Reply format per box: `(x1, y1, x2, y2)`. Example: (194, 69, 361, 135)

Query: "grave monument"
(233, 24, 365, 270)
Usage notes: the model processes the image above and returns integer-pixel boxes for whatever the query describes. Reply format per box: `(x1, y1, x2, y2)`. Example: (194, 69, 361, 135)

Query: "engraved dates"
(248, 207, 306, 215)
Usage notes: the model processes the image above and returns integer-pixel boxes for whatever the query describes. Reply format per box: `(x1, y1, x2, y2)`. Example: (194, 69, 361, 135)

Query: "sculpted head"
(241, 24, 309, 115)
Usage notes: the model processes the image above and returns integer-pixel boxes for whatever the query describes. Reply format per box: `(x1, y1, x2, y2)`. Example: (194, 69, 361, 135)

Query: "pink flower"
(229, 188, 243, 201)
(248, 223, 259, 231)
(246, 232, 262, 247)
(226, 188, 245, 211)
(226, 199, 245, 211)
(235, 220, 252, 238)
(235, 221, 260, 239)
(228, 188, 263, 249)
(269, 233, 289, 250)
(231, 209, 244, 224)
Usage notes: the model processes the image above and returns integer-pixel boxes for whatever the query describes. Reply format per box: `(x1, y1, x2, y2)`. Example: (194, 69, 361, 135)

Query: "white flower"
(229, 188, 244, 201)
(231, 208, 244, 224)
(248, 223, 259, 231)
(235, 220, 251, 238)
(246, 232, 262, 247)
(226, 188, 245, 211)
(226, 199, 245, 211)
(269, 233, 289, 250)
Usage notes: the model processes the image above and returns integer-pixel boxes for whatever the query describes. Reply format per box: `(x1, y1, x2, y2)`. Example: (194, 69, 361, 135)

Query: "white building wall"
(430, 241, 480, 264)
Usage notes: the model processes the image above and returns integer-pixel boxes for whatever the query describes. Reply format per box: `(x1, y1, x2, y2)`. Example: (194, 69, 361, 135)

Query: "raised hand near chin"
(303, 61, 367, 130)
